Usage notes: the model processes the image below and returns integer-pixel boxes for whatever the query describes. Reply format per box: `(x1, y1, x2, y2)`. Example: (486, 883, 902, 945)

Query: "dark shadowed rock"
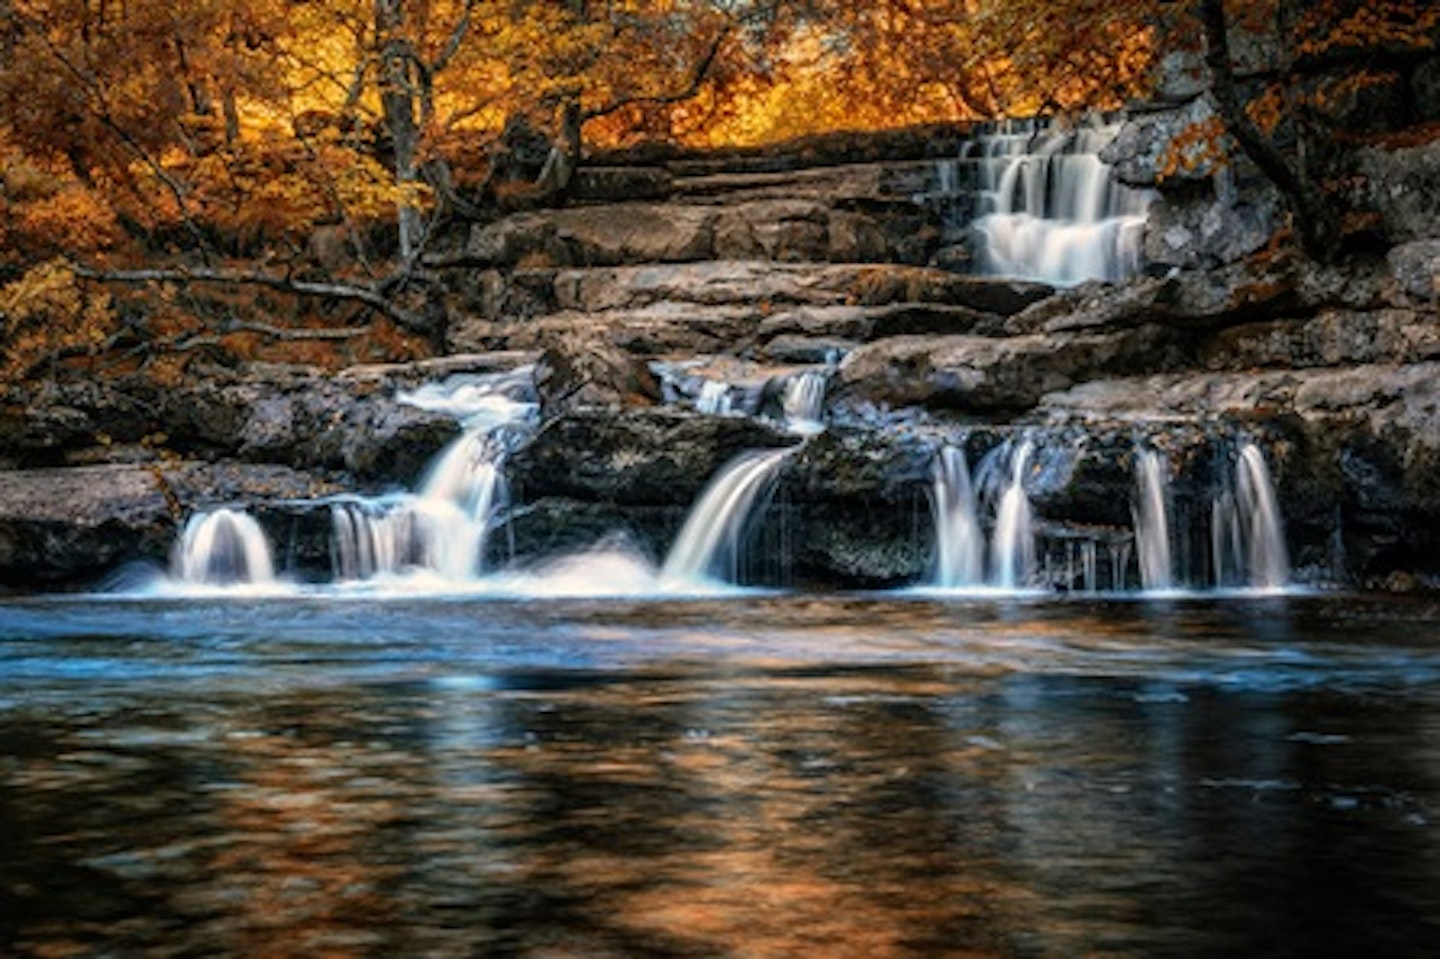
(507, 408, 795, 508)
(0, 462, 343, 589)
(1360, 140, 1440, 243)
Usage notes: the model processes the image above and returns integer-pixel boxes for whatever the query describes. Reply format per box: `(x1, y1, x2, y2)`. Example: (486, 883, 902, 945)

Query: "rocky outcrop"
(0, 462, 341, 590)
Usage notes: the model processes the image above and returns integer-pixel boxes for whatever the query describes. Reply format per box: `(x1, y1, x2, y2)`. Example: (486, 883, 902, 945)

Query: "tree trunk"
(1197, 0, 1342, 261)
(375, 0, 424, 260)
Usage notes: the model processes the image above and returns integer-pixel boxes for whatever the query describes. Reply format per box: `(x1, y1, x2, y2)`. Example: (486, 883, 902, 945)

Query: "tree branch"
(1197, 0, 1340, 260)
(71, 265, 430, 334)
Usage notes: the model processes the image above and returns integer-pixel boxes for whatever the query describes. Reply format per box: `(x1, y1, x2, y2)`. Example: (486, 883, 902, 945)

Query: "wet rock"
(0, 462, 342, 589)
(507, 408, 795, 508)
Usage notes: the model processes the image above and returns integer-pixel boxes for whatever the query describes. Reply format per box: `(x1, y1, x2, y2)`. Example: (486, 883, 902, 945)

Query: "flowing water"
(968, 120, 1152, 286)
(3, 591, 1440, 958)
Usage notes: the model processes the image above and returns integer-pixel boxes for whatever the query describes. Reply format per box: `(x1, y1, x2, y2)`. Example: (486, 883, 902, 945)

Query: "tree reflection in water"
(2, 595, 1440, 957)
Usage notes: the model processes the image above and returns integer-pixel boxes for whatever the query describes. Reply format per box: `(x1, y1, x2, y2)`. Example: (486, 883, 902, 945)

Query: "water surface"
(3, 593, 1440, 957)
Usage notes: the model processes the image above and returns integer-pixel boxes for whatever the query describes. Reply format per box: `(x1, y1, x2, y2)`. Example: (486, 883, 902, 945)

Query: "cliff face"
(0, 118, 1436, 592)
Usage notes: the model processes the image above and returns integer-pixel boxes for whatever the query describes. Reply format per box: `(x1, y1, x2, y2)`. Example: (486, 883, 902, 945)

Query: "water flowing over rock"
(987, 441, 1038, 590)
(1133, 449, 1175, 592)
(968, 121, 1152, 285)
(326, 369, 537, 585)
(659, 448, 793, 589)
(4, 118, 1440, 594)
(171, 509, 277, 587)
(932, 446, 984, 588)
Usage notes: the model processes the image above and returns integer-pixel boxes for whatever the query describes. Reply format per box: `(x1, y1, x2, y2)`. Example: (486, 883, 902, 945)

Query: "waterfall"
(1212, 442, 1290, 589)
(781, 371, 828, 436)
(696, 380, 736, 416)
(1133, 449, 1175, 591)
(932, 446, 985, 588)
(990, 441, 1037, 590)
(970, 121, 1151, 286)
(660, 448, 792, 589)
(1236, 443, 1290, 589)
(172, 509, 277, 586)
(331, 369, 536, 584)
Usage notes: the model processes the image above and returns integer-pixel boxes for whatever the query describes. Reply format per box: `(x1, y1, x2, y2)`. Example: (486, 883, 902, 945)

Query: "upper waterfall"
(967, 120, 1152, 286)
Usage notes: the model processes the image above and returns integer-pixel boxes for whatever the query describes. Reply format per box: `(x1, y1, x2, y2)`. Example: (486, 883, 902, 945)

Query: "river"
(3, 592, 1440, 956)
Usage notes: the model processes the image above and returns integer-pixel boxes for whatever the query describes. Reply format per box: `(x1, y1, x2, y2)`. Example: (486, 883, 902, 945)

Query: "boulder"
(1102, 97, 1225, 187)
(1387, 239, 1440, 303)
(1143, 176, 1284, 270)
(534, 331, 661, 414)
(507, 408, 796, 508)
(832, 327, 1181, 415)
(0, 462, 342, 589)
(1359, 140, 1440, 242)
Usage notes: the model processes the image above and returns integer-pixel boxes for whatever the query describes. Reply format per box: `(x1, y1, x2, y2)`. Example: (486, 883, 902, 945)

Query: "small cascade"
(781, 371, 828, 436)
(660, 448, 793, 589)
(1212, 442, 1290, 590)
(1133, 449, 1175, 591)
(932, 446, 985, 588)
(990, 441, 1037, 590)
(331, 369, 536, 585)
(1211, 442, 1290, 590)
(696, 380, 737, 417)
(172, 509, 277, 587)
(970, 120, 1151, 286)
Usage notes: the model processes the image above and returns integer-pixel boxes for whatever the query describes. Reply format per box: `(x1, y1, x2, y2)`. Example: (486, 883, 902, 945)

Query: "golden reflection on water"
(4, 595, 1440, 957)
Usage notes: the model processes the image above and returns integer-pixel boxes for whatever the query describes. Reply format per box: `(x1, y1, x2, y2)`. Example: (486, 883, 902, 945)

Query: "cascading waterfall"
(970, 120, 1151, 286)
(990, 441, 1037, 590)
(781, 370, 829, 436)
(331, 369, 536, 585)
(172, 508, 277, 587)
(696, 379, 737, 416)
(1133, 449, 1175, 591)
(1211, 442, 1290, 590)
(932, 446, 985, 588)
(660, 447, 793, 589)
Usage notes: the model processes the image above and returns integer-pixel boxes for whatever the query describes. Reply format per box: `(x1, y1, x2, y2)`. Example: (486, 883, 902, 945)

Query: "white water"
(781, 371, 828, 436)
(1236, 443, 1290, 589)
(932, 446, 985, 588)
(330, 372, 536, 585)
(1134, 449, 1175, 591)
(1212, 442, 1290, 590)
(660, 448, 793, 590)
(696, 380, 737, 416)
(970, 121, 1151, 286)
(990, 442, 1037, 590)
(171, 509, 277, 587)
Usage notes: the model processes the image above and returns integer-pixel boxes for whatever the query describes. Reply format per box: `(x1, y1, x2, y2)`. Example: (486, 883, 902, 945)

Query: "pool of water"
(3, 592, 1440, 957)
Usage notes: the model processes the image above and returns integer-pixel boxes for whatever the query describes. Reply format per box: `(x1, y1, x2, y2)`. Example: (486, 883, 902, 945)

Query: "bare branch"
(71, 265, 430, 334)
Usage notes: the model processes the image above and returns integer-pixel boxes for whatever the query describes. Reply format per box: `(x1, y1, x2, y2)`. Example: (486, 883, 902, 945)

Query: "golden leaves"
(0, 259, 117, 379)
(1159, 116, 1229, 180)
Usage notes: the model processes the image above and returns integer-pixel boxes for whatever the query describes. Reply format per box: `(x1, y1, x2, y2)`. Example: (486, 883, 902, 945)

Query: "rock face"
(0, 462, 341, 590)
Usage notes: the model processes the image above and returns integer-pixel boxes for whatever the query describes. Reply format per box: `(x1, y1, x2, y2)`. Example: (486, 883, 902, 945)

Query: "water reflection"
(2, 596, 1440, 956)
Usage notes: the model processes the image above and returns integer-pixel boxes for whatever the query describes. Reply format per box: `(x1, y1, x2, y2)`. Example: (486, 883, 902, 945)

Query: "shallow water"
(3, 593, 1440, 957)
